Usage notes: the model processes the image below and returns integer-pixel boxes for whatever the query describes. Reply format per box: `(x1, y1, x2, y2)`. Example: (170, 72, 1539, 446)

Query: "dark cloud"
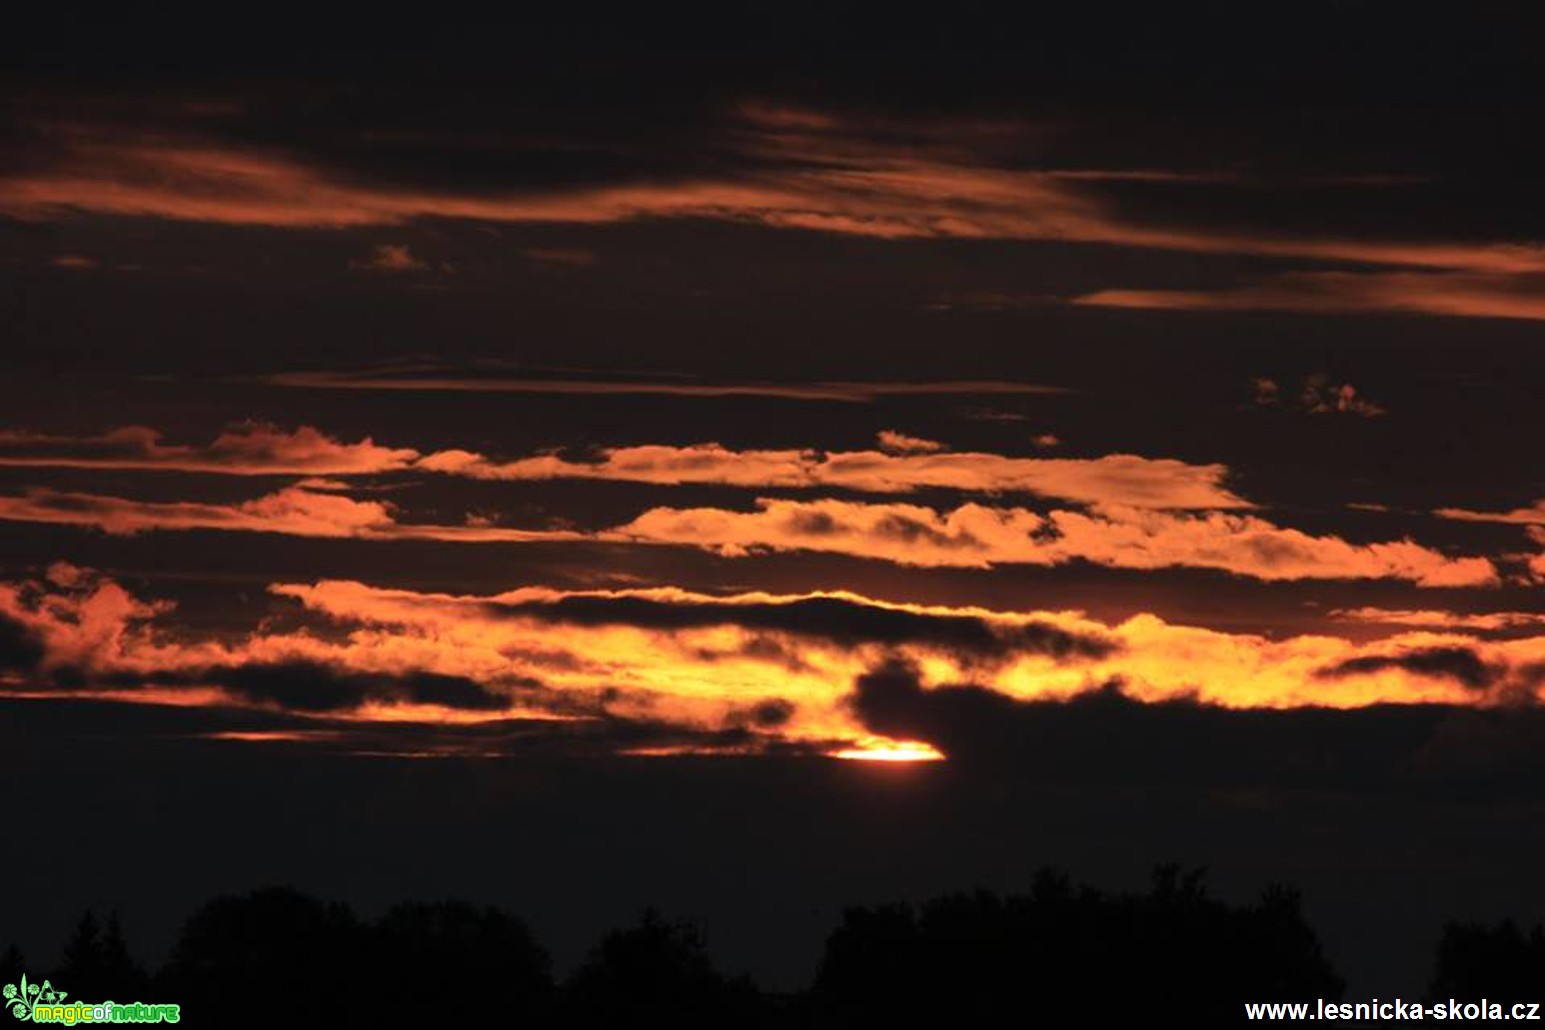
(707, 635, 816, 674)
(736, 698, 795, 729)
(848, 658, 1044, 758)
(0, 690, 834, 761)
(846, 657, 1545, 784)
(218, 662, 509, 713)
(490, 594, 1116, 665)
(1316, 647, 1501, 691)
(0, 613, 45, 672)
(84, 660, 511, 714)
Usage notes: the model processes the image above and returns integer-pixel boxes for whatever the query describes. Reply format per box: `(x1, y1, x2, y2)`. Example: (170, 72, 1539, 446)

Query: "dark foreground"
(6, 869, 1543, 1027)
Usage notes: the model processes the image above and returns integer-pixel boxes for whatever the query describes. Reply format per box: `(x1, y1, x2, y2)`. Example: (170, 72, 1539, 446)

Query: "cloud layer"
(4, 567, 1543, 760)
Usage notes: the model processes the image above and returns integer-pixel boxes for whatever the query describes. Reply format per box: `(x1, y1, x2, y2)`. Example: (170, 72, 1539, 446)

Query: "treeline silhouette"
(0, 866, 1531, 1026)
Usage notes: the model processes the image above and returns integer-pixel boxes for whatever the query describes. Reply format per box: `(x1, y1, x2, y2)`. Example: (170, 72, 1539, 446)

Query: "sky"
(4, 4, 1545, 994)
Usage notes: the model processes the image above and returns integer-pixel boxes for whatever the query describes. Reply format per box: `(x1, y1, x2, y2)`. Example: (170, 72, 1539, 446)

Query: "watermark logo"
(2, 975, 62, 1021)
(3, 975, 179, 1024)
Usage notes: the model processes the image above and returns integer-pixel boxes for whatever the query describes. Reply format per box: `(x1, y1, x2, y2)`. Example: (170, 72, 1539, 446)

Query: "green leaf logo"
(4, 974, 65, 1020)
(4, 975, 31, 1020)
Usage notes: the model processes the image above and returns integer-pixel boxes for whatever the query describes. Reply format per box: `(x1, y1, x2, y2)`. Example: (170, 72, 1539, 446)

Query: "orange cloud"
(416, 441, 1250, 509)
(1435, 501, 1545, 526)
(0, 422, 1250, 510)
(6, 116, 1544, 280)
(0, 563, 212, 675)
(0, 486, 574, 542)
(350, 243, 429, 272)
(0, 424, 1245, 510)
(0, 423, 418, 475)
(875, 430, 947, 455)
(609, 497, 1498, 586)
(0, 568, 553, 732)
(50, 253, 99, 270)
(1076, 271, 1545, 323)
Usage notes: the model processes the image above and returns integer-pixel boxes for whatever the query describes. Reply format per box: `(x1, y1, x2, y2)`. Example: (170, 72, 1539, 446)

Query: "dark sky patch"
(0, 613, 45, 672)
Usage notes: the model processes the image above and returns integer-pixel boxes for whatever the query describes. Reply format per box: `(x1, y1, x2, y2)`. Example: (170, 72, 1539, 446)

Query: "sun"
(829, 739, 945, 763)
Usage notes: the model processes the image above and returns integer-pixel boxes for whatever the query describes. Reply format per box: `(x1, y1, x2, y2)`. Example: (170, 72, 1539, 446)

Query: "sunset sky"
(5, 5, 1545, 993)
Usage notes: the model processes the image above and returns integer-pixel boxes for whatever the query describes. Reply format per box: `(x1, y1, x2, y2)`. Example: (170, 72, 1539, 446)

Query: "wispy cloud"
(7, 112, 1544, 282)
(1436, 501, 1545, 526)
(0, 423, 417, 475)
(267, 370, 1072, 402)
(0, 486, 575, 542)
(1076, 271, 1545, 323)
(523, 246, 596, 267)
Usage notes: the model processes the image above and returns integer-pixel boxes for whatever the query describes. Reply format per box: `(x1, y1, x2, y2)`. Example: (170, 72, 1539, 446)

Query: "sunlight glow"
(830, 740, 946, 763)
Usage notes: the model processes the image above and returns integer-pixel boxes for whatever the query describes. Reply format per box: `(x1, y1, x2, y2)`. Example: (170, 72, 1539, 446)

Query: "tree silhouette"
(1428, 918, 1545, 999)
(561, 909, 767, 1027)
(159, 887, 368, 1027)
(56, 911, 146, 1000)
(812, 901, 925, 1023)
(813, 865, 1343, 1024)
(0, 871, 1367, 1022)
(371, 900, 552, 1022)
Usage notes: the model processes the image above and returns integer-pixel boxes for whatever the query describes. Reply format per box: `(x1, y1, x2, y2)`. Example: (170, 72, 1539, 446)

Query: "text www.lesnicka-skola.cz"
(1246, 998, 1542, 1021)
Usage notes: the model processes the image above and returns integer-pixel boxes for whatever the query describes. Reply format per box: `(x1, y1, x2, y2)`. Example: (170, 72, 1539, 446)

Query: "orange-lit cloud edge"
(3, 566, 1543, 761)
